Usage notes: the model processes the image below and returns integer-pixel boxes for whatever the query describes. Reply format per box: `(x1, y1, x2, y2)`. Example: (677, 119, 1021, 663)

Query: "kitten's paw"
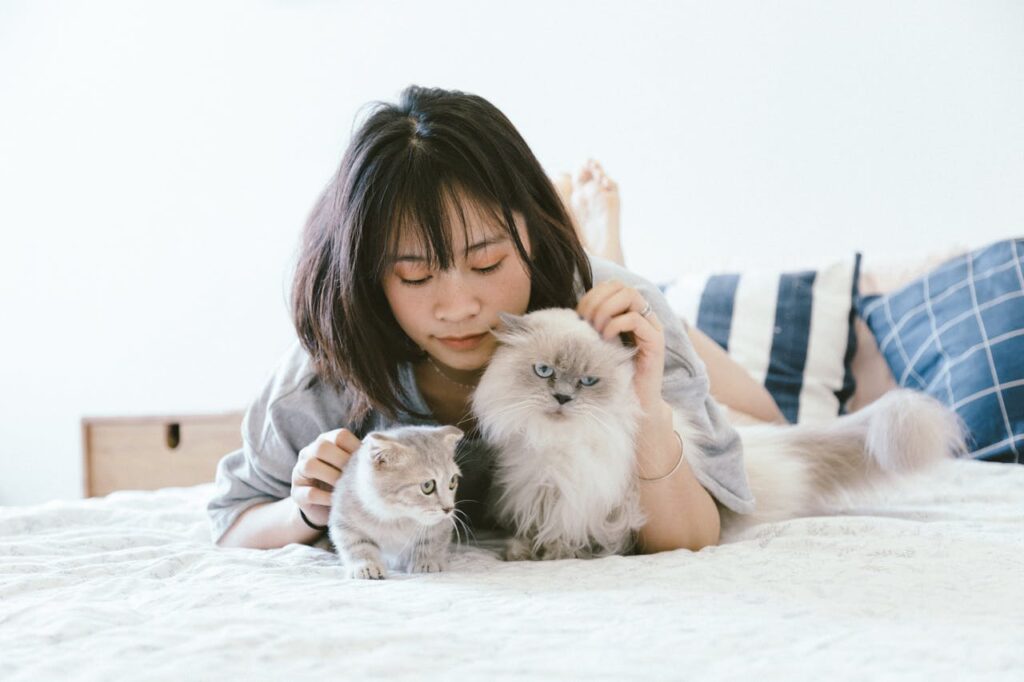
(504, 537, 536, 561)
(347, 560, 386, 580)
(412, 560, 446, 574)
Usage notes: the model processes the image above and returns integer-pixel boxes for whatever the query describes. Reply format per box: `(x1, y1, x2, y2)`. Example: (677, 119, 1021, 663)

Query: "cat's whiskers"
(486, 397, 548, 422)
(449, 515, 462, 549)
(581, 403, 621, 434)
(451, 508, 476, 547)
(582, 409, 613, 432)
(396, 518, 430, 565)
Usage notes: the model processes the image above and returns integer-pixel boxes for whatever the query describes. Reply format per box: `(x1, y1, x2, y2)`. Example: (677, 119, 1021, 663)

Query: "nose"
(553, 393, 573, 405)
(442, 506, 454, 514)
(434, 270, 480, 322)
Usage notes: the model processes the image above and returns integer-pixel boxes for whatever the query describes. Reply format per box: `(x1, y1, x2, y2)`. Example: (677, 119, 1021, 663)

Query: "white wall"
(1, 0, 1021, 504)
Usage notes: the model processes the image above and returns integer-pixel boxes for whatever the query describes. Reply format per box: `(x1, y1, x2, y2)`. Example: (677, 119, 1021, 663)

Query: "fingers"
(600, 309, 661, 343)
(293, 484, 333, 508)
(577, 280, 658, 337)
(323, 428, 362, 455)
(298, 456, 343, 490)
(292, 427, 361, 492)
(306, 429, 360, 472)
(290, 427, 364, 527)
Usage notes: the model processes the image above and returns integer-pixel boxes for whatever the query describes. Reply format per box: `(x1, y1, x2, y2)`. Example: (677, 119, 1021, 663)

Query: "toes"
(552, 172, 572, 205)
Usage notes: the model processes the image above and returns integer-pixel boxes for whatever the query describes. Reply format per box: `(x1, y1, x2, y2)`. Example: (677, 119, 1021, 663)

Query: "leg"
(688, 325, 786, 424)
(333, 525, 388, 579)
(407, 525, 451, 574)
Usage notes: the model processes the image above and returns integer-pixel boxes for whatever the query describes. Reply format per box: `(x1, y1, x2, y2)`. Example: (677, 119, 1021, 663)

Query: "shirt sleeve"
(206, 343, 354, 543)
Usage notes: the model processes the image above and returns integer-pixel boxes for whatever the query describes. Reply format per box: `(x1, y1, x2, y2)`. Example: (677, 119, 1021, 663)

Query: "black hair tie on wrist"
(299, 508, 328, 532)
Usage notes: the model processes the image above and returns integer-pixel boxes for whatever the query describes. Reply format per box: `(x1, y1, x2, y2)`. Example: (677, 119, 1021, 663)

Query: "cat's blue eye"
(421, 480, 436, 495)
(579, 376, 600, 387)
(533, 363, 554, 378)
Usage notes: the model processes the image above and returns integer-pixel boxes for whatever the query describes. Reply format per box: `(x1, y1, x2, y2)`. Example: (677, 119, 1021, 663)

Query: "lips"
(436, 332, 488, 350)
(438, 333, 486, 341)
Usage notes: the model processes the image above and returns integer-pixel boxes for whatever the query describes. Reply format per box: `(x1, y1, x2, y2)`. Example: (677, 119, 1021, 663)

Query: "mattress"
(2, 459, 1022, 681)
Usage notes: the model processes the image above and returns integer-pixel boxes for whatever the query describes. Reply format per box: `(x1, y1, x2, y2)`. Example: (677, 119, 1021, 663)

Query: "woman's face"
(382, 199, 533, 375)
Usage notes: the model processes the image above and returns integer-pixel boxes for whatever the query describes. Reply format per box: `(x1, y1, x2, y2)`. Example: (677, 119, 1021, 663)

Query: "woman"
(209, 86, 779, 553)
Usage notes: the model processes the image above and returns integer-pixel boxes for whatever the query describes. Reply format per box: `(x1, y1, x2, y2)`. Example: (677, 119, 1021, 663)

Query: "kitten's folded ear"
(437, 424, 465, 450)
(491, 311, 530, 343)
(366, 432, 410, 468)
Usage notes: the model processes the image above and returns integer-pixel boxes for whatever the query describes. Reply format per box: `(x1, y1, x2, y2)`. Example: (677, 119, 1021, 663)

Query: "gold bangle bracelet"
(637, 430, 685, 482)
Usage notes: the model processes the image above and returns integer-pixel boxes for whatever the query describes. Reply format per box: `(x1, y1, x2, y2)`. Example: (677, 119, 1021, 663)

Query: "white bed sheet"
(2, 459, 1022, 681)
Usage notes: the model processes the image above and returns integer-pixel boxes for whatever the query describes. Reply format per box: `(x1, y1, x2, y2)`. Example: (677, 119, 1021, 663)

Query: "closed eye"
(399, 260, 504, 286)
(475, 259, 504, 275)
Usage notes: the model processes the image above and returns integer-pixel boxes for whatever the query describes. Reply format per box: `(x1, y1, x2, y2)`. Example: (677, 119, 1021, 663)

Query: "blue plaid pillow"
(859, 238, 1024, 463)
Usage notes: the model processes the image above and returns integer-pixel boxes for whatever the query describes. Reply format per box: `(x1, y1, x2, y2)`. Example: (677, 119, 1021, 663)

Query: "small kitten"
(328, 424, 463, 579)
(472, 308, 964, 561)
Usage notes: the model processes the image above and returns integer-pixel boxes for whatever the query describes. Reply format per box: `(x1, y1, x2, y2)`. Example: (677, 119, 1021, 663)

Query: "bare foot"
(570, 160, 625, 266)
(553, 172, 573, 214)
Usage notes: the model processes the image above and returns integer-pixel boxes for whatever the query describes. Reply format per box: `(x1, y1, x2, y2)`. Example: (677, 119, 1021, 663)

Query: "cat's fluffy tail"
(727, 389, 966, 528)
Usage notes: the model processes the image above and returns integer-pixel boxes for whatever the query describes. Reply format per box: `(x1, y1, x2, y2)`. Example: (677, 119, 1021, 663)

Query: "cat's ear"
(491, 311, 530, 343)
(437, 425, 465, 450)
(366, 432, 410, 468)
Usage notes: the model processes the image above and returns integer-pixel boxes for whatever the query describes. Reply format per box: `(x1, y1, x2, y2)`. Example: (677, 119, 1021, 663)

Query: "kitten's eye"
(421, 480, 436, 495)
(533, 363, 554, 378)
(449, 475, 459, 491)
(579, 376, 600, 387)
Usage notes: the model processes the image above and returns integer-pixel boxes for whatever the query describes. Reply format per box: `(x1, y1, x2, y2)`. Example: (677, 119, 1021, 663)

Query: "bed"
(2, 459, 1022, 680)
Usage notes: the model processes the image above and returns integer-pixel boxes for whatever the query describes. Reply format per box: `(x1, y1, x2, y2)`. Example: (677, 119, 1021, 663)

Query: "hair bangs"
(375, 167, 523, 280)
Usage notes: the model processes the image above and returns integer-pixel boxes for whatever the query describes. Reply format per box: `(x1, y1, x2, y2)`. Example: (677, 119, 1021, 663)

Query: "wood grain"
(82, 412, 244, 497)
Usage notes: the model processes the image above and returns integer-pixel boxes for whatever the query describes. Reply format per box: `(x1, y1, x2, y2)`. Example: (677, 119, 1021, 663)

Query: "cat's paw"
(503, 537, 536, 561)
(347, 560, 387, 580)
(411, 560, 446, 574)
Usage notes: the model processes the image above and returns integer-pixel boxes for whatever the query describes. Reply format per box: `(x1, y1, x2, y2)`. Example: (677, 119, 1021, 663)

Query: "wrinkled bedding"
(2, 459, 1022, 681)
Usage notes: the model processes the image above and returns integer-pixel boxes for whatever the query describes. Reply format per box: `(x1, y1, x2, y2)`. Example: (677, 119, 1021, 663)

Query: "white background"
(1, 0, 1021, 504)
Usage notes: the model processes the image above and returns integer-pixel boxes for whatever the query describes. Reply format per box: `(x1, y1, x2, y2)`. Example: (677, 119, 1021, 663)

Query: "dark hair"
(291, 85, 592, 424)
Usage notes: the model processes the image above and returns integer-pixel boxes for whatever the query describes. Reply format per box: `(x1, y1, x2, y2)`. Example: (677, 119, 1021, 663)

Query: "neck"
(413, 361, 479, 432)
(424, 355, 483, 389)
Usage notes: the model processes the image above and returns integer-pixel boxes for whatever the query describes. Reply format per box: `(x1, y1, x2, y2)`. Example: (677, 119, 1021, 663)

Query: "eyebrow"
(393, 236, 509, 263)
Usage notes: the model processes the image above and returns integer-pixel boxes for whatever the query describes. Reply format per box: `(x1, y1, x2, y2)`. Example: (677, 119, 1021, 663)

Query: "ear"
(437, 425, 465, 450)
(492, 311, 530, 343)
(366, 432, 410, 469)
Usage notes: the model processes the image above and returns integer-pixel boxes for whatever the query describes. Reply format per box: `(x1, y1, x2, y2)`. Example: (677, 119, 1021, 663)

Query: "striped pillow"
(858, 239, 1024, 463)
(661, 255, 861, 424)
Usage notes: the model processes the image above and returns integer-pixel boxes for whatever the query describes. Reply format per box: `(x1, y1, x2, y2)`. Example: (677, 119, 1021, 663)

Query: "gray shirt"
(207, 255, 755, 543)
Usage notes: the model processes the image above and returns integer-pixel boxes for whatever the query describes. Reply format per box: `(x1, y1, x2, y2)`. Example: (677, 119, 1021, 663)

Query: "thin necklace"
(425, 355, 477, 390)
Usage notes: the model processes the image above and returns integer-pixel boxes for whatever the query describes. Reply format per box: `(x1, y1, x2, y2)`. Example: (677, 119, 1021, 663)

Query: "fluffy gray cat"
(328, 424, 464, 579)
(471, 308, 965, 561)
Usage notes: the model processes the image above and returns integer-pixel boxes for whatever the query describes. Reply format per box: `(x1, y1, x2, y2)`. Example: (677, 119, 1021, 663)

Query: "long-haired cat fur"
(471, 308, 965, 560)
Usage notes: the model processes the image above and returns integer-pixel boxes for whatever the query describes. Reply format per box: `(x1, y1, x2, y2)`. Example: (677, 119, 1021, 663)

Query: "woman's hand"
(576, 280, 666, 410)
(290, 428, 362, 527)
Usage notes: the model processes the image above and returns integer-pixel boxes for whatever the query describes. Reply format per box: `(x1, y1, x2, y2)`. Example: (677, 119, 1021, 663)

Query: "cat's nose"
(442, 506, 454, 514)
(553, 393, 573, 405)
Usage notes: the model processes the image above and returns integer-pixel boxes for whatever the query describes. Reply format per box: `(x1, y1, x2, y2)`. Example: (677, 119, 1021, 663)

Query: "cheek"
(383, 280, 426, 333)
(496, 260, 532, 310)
